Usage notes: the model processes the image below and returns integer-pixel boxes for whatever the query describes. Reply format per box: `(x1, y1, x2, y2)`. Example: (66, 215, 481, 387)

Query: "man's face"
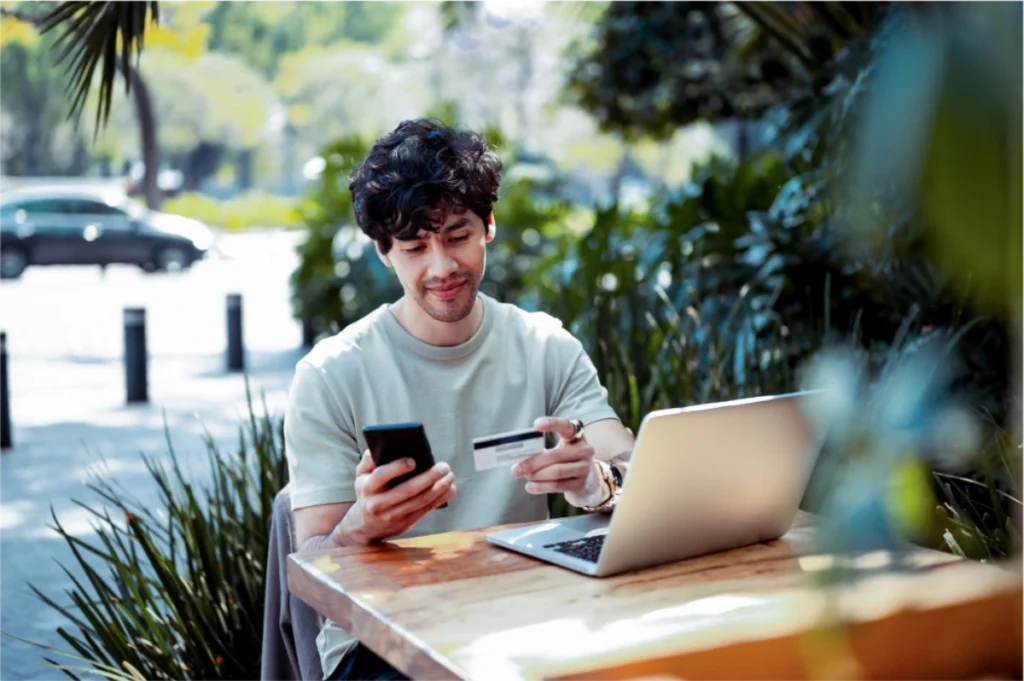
(379, 209, 494, 323)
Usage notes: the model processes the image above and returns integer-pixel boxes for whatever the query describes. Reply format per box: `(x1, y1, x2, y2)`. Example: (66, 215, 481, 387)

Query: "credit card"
(472, 427, 545, 471)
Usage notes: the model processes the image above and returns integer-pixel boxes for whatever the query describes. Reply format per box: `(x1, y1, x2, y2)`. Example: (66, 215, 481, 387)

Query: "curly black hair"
(349, 118, 503, 254)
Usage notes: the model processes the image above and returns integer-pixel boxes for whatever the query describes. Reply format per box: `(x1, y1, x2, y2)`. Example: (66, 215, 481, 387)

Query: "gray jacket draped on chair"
(261, 485, 324, 681)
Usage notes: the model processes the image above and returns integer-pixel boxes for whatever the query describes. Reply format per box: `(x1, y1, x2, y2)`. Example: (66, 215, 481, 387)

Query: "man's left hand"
(510, 417, 603, 507)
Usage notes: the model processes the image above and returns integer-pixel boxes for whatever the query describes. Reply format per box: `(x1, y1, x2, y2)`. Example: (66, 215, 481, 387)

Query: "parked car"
(0, 186, 215, 279)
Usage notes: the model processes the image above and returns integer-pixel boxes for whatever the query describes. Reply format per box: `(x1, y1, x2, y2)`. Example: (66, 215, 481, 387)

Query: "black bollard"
(1, 332, 11, 450)
(124, 308, 148, 403)
(226, 293, 244, 372)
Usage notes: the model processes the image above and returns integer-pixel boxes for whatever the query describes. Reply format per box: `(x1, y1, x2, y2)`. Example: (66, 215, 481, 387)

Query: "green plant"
(8, 387, 287, 680)
(934, 422, 1023, 560)
(532, 154, 796, 433)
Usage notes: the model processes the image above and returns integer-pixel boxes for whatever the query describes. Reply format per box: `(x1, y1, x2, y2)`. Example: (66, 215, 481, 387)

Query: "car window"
(67, 200, 126, 216)
(14, 199, 72, 215)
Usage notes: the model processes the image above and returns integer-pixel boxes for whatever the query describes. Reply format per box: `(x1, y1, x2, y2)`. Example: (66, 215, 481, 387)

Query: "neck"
(391, 295, 484, 347)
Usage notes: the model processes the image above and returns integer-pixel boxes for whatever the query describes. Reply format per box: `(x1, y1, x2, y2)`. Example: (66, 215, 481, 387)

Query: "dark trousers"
(330, 644, 408, 681)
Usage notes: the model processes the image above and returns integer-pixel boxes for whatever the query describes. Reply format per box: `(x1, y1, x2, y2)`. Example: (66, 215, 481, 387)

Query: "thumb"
(356, 449, 375, 476)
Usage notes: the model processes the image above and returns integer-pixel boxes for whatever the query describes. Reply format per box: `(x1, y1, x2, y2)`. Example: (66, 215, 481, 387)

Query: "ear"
(485, 213, 496, 243)
(375, 241, 393, 268)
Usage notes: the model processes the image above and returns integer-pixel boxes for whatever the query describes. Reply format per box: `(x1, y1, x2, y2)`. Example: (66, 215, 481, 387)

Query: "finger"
(363, 457, 418, 495)
(512, 441, 594, 478)
(524, 478, 588, 495)
(525, 461, 591, 483)
(355, 449, 375, 476)
(389, 482, 458, 536)
(533, 416, 580, 442)
(380, 461, 451, 504)
(388, 471, 456, 520)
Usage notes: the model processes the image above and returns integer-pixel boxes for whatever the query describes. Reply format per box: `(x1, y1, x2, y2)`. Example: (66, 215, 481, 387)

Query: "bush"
(162, 191, 301, 231)
(289, 136, 386, 342)
(13, 388, 288, 680)
(530, 154, 795, 434)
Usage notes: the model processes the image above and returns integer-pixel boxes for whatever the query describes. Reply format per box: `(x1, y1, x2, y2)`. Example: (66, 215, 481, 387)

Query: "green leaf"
(39, 1, 158, 135)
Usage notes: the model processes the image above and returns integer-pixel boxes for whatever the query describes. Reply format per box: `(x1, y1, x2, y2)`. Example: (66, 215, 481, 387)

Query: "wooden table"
(288, 512, 1022, 680)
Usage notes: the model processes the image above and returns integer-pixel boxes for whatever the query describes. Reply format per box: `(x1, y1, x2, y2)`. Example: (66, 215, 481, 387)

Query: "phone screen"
(362, 422, 443, 497)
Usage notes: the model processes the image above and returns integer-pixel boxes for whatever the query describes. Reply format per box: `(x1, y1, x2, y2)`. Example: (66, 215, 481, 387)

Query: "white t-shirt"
(284, 293, 620, 677)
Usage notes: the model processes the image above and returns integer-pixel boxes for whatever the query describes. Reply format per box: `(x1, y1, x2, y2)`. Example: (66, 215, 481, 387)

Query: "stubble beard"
(413, 270, 484, 323)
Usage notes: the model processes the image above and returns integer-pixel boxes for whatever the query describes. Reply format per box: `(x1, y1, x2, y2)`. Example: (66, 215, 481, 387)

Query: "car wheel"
(155, 246, 192, 273)
(0, 247, 28, 279)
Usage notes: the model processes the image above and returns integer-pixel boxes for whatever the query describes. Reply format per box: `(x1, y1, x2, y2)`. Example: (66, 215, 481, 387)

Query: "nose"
(426, 245, 458, 280)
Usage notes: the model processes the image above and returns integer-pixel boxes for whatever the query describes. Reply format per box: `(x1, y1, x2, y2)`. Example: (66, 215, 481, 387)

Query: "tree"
(275, 44, 429, 159)
(204, 2, 405, 78)
(0, 28, 76, 175)
(121, 49, 278, 190)
(567, 2, 888, 145)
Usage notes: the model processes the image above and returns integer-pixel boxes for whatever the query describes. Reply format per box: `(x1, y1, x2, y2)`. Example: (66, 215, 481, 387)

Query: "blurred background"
(0, 2, 1020, 680)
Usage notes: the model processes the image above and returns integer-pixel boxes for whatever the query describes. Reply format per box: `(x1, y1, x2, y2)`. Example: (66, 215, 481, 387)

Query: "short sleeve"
(284, 360, 361, 510)
(547, 331, 621, 427)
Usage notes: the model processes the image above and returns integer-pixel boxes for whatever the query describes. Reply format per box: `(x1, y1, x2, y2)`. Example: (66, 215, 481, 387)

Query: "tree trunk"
(118, 56, 161, 210)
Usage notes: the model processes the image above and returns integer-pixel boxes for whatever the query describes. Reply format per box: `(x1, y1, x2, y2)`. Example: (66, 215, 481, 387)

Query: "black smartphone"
(362, 422, 447, 507)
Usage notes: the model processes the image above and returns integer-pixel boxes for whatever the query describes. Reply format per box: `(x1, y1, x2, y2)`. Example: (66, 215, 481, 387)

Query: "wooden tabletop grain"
(287, 511, 1022, 680)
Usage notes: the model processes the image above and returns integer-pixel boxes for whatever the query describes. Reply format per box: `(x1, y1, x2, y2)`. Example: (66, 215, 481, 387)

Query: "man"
(284, 118, 636, 680)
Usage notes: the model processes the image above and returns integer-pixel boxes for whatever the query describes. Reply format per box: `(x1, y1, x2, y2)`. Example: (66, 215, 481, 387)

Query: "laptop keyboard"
(543, 534, 607, 563)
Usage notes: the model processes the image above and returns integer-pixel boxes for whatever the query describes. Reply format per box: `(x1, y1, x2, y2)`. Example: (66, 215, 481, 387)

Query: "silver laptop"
(487, 391, 824, 577)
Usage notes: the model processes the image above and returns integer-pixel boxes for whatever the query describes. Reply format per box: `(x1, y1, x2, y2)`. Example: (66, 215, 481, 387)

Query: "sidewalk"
(1, 349, 303, 680)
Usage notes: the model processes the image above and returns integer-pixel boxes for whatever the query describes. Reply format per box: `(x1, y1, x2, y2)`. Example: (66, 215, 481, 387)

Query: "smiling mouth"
(427, 281, 466, 301)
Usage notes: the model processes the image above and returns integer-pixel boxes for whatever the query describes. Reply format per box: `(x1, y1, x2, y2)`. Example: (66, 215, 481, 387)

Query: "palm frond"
(38, 1, 158, 135)
(733, 2, 817, 72)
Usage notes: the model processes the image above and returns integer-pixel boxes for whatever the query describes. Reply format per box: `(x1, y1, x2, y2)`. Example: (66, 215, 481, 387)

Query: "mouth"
(426, 281, 467, 301)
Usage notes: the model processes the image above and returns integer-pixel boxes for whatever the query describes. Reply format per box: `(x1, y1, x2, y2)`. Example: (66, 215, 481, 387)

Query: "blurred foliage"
(274, 44, 430, 152)
(0, 31, 91, 176)
(849, 2, 1022, 320)
(803, 343, 1020, 561)
(8, 0, 405, 123)
(12, 388, 288, 680)
(530, 155, 794, 435)
(162, 190, 300, 231)
(141, 51, 277, 152)
(205, 1, 405, 78)
(290, 136, 385, 342)
(568, 2, 888, 141)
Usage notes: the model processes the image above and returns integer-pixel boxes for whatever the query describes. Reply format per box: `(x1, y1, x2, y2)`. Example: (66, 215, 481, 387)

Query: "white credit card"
(472, 427, 545, 471)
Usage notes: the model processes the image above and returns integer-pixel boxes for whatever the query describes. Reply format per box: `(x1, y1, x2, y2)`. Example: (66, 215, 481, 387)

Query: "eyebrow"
(404, 216, 472, 241)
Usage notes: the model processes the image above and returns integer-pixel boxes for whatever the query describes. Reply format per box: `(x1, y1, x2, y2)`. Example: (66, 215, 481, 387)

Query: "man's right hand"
(338, 450, 456, 545)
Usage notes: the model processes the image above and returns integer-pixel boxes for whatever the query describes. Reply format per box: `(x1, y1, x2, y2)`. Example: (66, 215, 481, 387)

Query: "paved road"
(0, 230, 309, 680)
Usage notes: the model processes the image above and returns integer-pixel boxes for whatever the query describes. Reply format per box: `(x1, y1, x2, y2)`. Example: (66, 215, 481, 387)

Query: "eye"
(450, 233, 470, 243)
(404, 244, 427, 253)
